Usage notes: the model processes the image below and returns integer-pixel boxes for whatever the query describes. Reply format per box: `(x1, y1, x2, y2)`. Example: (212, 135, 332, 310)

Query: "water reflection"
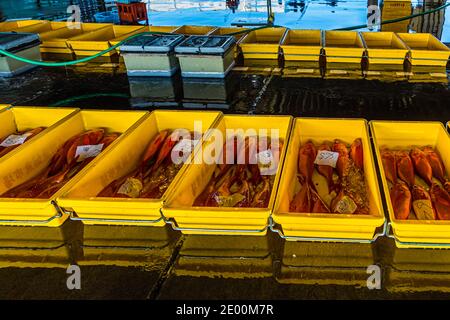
(77, 225, 179, 268)
(383, 237, 450, 293)
(172, 234, 275, 278)
(127, 72, 241, 110)
(128, 75, 183, 109)
(0, 224, 75, 268)
(276, 241, 377, 286)
(181, 73, 240, 109)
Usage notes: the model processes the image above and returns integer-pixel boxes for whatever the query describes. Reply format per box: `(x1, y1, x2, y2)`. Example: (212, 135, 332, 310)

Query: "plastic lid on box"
(175, 35, 236, 54)
(121, 34, 185, 53)
(0, 32, 41, 52)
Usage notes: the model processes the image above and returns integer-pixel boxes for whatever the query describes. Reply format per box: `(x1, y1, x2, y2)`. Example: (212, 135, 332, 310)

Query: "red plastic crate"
(116, 2, 149, 25)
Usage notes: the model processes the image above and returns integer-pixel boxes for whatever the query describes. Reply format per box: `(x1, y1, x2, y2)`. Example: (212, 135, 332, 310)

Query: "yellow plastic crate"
(324, 31, 365, 64)
(0, 109, 147, 227)
(240, 27, 287, 60)
(0, 20, 45, 32)
(173, 25, 217, 35)
(39, 23, 112, 55)
(162, 114, 293, 236)
(280, 29, 322, 64)
(382, 0, 412, 10)
(209, 27, 248, 42)
(9, 21, 67, 34)
(273, 118, 385, 242)
(57, 110, 222, 226)
(370, 121, 450, 248)
(0, 106, 78, 162)
(68, 25, 146, 57)
(361, 32, 408, 66)
(397, 33, 450, 67)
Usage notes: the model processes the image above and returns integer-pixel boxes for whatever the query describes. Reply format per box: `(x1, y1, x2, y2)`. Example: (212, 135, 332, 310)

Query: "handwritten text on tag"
(314, 150, 339, 168)
(75, 144, 104, 162)
(0, 133, 32, 147)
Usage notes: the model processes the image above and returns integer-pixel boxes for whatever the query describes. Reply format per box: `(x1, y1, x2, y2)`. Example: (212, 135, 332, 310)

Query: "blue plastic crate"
(94, 11, 120, 24)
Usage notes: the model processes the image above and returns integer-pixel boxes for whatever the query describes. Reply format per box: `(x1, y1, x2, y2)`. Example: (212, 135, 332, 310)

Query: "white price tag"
(75, 144, 104, 162)
(257, 149, 274, 165)
(314, 150, 339, 168)
(0, 133, 32, 147)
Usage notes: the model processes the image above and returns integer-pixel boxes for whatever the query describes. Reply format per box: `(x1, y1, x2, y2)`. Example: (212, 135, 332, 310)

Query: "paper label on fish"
(257, 150, 274, 165)
(257, 149, 278, 176)
(171, 139, 201, 164)
(75, 144, 104, 162)
(334, 196, 357, 214)
(413, 200, 435, 220)
(0, 132, 32, 147)
(117, 177, 143, 198)
(314, 150, 339, 168)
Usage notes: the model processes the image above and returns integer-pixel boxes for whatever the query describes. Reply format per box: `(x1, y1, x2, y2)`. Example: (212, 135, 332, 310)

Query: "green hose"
(1, 2, 449, 68)
(335, 2, 450, 31)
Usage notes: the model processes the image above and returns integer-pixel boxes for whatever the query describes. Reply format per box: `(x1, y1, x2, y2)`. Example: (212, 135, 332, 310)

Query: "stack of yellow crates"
(381, 0, 412, 33)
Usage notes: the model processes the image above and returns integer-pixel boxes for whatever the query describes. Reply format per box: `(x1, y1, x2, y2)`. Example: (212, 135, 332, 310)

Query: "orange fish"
(423, 146, 447, 184)
(316, 143, 334, 191)
(390, 181, 411, 220)
(430, 183, 450, 220)
(396, 151, 415, 187)
(410, 147, 433, 186)
(0, 127, 46, 158)
(411, 185, 435, 220)
(350, 138, 364, 172)
(298, 141, 316, 184)
(142, 130, 170, 164)
(333, 140, 350, 178)
(381, 148, 397, 184)
(290, 178, 312, 213)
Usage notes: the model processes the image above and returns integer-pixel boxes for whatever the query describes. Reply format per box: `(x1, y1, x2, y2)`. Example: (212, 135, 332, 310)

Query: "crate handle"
(385, 222, 450, 248)
(64, 207, 164, 224)
(0, 201, 63, 225)
(269, 216, 387, 244)
(160, 209, 268, 234)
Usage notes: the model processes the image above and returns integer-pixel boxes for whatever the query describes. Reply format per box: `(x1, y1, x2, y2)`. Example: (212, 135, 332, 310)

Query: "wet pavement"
(3, 223, 450, 299)
(1, 65, 450, 123)
(1, 63, 450, 299)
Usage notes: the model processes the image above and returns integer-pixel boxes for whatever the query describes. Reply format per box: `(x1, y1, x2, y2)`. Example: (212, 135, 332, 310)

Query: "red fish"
(298, 141, 316, 184)
(290, 178, 312, 213)
(430, 183, 450, 220)
(396, 151, 415, 187)
(333, 140, 350, 178)
(422, 146, 447, 184)
(390, 181, 411, 220)
(410, 147, 433, 186)
(381, 148, 397, 184)
(411, 185, 435, 220)
(350, 138, 364, 172)
(315, 143, 334, 191)
(0, 127, 46, 158)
